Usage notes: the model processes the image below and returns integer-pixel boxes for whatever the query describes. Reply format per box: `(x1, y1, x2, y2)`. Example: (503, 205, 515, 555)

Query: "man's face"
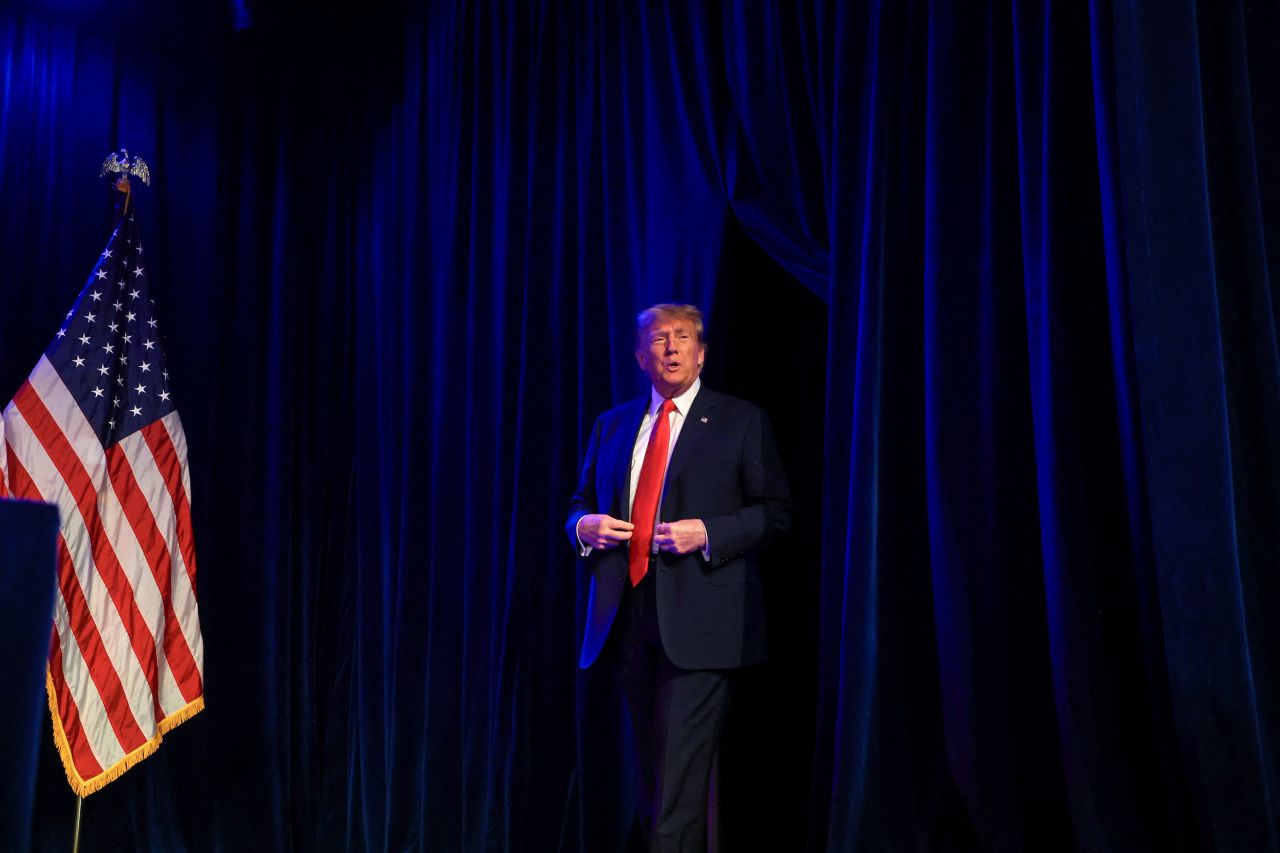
(636, 315, 705, 398)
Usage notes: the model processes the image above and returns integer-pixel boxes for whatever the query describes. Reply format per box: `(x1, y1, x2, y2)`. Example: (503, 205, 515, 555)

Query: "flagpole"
(71, 795, 83, 853)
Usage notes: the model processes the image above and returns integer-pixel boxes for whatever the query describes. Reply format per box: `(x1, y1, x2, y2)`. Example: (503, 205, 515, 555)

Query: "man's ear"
(697, 346, 706, 368)
(636, 349, 646, 369)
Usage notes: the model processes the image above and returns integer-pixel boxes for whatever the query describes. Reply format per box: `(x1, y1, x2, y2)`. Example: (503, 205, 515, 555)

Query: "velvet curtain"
(0, 1, 1276, 850)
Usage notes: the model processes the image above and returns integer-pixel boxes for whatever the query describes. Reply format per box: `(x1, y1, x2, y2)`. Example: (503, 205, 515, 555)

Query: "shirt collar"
(650, 377, 701, 418)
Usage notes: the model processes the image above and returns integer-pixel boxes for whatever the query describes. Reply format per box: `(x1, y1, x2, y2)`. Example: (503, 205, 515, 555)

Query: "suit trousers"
(615, 567, 732, 853)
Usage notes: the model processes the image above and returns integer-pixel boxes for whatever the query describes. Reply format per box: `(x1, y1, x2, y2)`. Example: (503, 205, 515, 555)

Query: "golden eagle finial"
(99, 149, 151, 190)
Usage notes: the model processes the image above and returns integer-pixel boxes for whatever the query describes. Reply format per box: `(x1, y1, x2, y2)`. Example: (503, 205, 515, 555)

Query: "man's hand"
(578, 514, 634, 550)
(654, 519, 707, 555)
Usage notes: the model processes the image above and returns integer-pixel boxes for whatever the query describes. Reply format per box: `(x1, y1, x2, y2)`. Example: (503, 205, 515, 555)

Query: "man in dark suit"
(567, 303, 791, 851)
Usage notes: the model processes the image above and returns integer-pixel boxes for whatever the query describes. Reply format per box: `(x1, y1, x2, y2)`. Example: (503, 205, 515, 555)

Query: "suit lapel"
(662, 387, 717, 499)
(614, 397, 650, 521)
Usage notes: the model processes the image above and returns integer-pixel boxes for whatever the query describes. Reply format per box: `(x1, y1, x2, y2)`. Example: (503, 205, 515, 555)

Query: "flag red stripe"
(7, 441, 132, 766)
(99, 440, 162, 722)
(105, 444, 203, 704)
(141, 421, 198, 594)
(13, 382, 162, 735)
(48, 630, 105, 780)
(5, 439, 36, 499)
(12, 427, 145, 758)
(54, 536, 148, 754)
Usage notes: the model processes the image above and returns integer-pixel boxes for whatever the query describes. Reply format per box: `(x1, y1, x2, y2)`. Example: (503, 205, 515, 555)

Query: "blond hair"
(635, 303, 706, 351)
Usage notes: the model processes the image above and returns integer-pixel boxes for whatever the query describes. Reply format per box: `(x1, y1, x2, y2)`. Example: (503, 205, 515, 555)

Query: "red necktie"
(629, 398, 677, 586)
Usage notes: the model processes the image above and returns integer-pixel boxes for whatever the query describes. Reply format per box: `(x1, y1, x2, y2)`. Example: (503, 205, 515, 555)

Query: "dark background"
(1, 0, 1277, 850)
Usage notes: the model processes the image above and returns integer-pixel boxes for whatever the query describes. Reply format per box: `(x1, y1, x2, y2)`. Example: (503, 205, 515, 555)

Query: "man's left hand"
(654, 519, 707, 555)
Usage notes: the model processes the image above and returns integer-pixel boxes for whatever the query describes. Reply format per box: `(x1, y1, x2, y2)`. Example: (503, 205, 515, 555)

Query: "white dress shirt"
(577, 378, 711, 560)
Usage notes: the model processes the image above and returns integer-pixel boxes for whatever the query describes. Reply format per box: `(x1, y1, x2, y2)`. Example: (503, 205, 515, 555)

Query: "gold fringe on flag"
(46, 671, 205, 797)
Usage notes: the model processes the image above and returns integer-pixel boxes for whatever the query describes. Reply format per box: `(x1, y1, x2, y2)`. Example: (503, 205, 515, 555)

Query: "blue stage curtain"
(1107, 1, 1280, 847)
(341, 4, 726, 850)
(0, 1, 1276, 850)
(705, 2, 1279, 849)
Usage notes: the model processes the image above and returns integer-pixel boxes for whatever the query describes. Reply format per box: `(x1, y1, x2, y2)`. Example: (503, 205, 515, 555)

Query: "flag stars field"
(34, 214, 176, 439)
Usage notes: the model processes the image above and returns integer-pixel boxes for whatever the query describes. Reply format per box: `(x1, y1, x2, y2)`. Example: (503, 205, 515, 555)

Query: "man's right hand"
(577, 514, 634, 550)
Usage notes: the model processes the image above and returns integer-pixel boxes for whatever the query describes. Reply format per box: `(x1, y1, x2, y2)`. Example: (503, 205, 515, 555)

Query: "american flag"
(0, 200, 204, 795)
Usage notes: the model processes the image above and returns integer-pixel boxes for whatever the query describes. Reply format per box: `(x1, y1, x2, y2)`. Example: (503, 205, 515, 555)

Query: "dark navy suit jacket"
(566, 387, 792, 670)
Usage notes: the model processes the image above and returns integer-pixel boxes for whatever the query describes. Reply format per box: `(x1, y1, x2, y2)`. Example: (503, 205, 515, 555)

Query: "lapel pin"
(700, 416, 709, 423)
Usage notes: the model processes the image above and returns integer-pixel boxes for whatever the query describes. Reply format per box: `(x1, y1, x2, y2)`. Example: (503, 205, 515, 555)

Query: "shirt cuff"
(700, 521, 711, 562)
(575, 516, 593, 557)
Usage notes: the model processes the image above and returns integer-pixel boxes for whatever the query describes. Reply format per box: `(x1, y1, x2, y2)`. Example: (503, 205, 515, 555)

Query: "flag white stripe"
(163, 413, 194, 502)
(97, 473, 167, 639)
(52, 593, 124, 771)
(0, 412, 8, 490)
(0, 409, 112, 771)
(96, 448, 186, 716)
(3, 403, 157, 739)
(157, 414, 202, 675)
(27, 357, 108, 492)
(118, 426, 205, 688)
(109, 434, 194, 717)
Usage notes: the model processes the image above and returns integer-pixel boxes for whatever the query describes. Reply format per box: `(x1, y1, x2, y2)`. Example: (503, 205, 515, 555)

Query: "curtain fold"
(1109, 0, 1280, 847)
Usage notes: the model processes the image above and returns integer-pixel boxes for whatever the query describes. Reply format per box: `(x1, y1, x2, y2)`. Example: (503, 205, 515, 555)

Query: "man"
(567, 303, 792, 851)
